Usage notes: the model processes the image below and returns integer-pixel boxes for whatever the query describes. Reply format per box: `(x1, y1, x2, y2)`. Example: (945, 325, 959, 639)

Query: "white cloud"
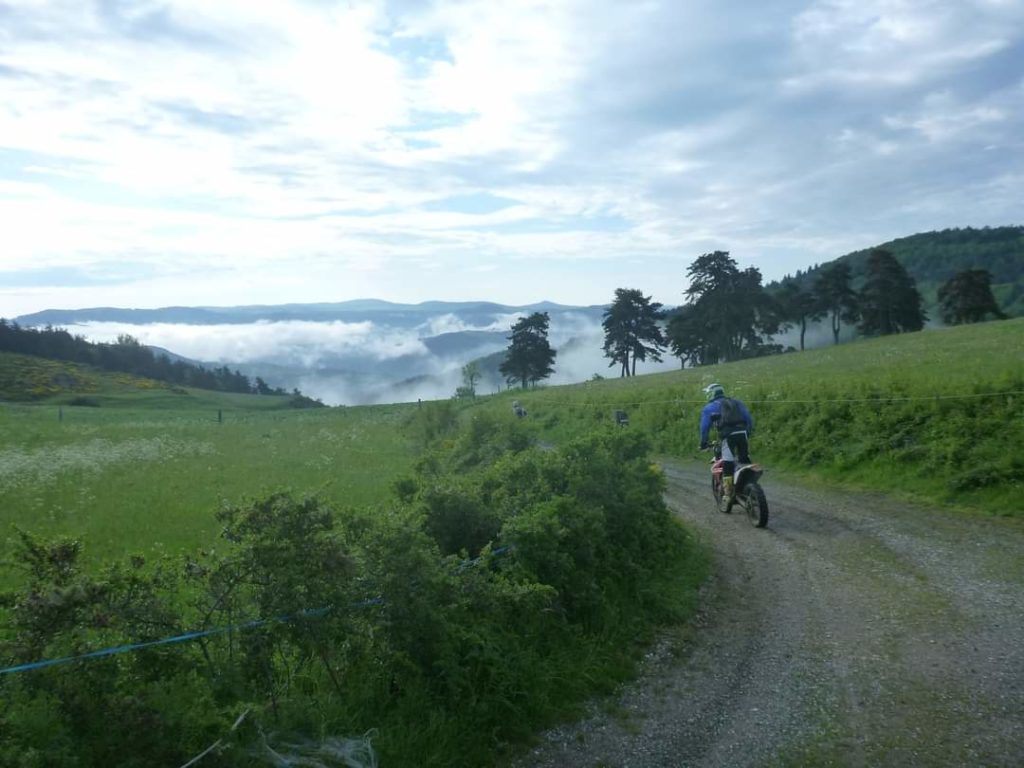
(883, 91, 1010, 142)
(417, 312, 522, 336)
(54, 310, 684, 405)
(787, 0, 1016, 90)
(0, 0, 1021, 317)
(68, 320, 429, 365)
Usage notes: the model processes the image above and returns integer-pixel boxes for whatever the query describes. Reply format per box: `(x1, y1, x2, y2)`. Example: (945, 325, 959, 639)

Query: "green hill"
(484, 318, 1024, 514)
(779, 225, 1024, 316)
(2, 319, 1019, 766)
(0, 351, 297, 410)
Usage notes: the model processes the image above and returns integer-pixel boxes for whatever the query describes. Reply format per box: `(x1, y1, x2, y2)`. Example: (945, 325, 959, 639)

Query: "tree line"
(0, 320, 297, 397)
(495, 250, 1007, 388)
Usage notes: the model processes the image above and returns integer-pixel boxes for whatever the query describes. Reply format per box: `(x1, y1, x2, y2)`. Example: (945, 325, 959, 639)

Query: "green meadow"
(0, 355, 702, 767)
(472, 318, 1024, 514)
(0, 383, 417, 588)
(2, 317, 1020, 590)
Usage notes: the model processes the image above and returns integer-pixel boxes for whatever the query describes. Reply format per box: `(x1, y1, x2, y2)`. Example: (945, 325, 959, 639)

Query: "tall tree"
(666, 251, 779, 366)
(461, 360, 481, 393)
(858, 249, 926, 336)
(814, 262, 859, 344)
(937, 269, 1007, 325)
(665, 305, 712, 368)
(499, 312, 556, 389)
(601, 288, 666, 377)
(776, 279, 824, 351)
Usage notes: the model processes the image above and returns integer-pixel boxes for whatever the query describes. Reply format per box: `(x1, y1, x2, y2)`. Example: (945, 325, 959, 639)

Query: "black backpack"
(718, 398, 746, 431)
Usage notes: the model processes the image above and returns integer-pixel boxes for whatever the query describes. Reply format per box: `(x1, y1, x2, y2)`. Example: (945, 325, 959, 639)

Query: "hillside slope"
(778, 225, 1024, 316)
(0, 351, 297, 409)
(481, 318, 1024, 513)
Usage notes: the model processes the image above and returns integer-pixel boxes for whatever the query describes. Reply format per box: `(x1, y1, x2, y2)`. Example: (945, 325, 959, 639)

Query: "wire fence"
(514, 389, 1024, 409)
(0, 548, 511, 677)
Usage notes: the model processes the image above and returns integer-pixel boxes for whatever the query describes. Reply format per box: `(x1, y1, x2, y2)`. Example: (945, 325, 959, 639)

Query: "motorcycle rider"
(699, 383, 754, 503)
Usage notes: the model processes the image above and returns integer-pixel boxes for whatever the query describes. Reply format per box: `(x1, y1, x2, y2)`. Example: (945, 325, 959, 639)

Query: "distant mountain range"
(13, 300, 600, 328)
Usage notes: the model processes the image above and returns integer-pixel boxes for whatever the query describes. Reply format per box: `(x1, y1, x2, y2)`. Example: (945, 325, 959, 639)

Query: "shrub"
(0, 421, 704, 767)
(403, 400, 458, 445)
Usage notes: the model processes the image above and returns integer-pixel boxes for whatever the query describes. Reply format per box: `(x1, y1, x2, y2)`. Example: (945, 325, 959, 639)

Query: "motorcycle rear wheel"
(743, 482, 769, 528)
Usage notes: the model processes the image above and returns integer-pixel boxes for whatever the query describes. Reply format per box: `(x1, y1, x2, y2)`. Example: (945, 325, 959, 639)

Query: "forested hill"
(778, 226, 1024, 316)
(0, 320, 322, 405)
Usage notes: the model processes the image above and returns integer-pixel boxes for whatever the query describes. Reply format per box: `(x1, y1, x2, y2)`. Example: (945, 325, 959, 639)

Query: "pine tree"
(937, 269, 1007, 325)
(666, 251, 778, 365)
(499, 312, 556, 389)
(775, 279, 824, 351)
(814, 262, 859, 344)
(602, 288, 666, 377)
(858, 249, 926, 336)
(666, 305, 713, 368)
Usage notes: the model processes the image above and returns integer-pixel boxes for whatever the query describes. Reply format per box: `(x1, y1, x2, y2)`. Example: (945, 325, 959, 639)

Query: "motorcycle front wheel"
(712, 475, 731, 513)
(743, 482, 769, 528)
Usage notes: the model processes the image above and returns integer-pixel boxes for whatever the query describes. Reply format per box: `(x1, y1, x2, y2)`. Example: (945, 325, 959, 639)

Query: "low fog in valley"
(47, 302, 854, 405)
(52, 306, 682, 405)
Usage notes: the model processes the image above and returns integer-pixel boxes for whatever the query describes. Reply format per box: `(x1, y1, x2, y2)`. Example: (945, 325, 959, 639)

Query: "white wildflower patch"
(0, 438, 215, 491)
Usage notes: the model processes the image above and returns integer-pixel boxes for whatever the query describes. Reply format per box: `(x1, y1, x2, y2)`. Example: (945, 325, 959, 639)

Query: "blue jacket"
(700, 397, 754, 445)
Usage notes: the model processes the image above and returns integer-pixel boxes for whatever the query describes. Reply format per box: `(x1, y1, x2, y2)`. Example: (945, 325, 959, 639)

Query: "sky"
(1, 0, 1023, 318)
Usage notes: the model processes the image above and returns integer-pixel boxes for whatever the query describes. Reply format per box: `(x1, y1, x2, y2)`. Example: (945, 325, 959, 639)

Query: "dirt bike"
(708, 441, 769, 528)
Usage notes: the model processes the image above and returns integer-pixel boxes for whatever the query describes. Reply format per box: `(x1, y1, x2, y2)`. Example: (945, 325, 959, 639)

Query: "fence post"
(59, 406, 63, 423)
(218, 409, 222, 424)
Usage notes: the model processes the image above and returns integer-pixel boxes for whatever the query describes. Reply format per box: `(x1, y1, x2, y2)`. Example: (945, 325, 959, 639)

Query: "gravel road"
(512, 460, 1024, 767)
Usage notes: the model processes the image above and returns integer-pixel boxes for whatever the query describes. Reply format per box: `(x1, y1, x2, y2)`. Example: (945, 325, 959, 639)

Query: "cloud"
(1, 0, 1022, 318)
(883, 91, 1010, 142)
(417, 312, 523, 336)
(787, 0, 1018, 91)
(67, 320, 430, 366)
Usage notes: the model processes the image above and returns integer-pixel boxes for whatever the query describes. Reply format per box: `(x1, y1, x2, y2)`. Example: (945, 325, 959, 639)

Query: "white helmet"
(703, 383, 725, 402)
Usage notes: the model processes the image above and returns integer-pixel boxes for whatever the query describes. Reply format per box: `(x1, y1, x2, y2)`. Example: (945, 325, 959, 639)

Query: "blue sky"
(1, 0, 1022, 316)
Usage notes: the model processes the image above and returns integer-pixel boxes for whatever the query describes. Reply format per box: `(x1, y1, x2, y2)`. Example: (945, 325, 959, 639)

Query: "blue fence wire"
(1, 607, 332, 677)
(0, 549, 510, 677)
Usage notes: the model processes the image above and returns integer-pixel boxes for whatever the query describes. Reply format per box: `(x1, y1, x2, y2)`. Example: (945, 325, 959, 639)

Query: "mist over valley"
(15, 300, 686, 405)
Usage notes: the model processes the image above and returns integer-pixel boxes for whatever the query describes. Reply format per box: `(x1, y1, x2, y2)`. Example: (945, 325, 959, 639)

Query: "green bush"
(0, 532, 221, 767)
(403, 399, 459, 445)
(0, 419, 705, 767)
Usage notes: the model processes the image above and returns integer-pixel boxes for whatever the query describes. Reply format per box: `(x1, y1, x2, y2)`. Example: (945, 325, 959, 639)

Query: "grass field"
(2, 318, 1020, 588)
(0, 357, 704, 767)
(0, 386, 418, 588)
(467, 318, 1024, 514)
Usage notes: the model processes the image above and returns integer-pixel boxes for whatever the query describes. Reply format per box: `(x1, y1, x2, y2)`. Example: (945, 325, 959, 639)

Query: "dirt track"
(513, 460, 1024, 767)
